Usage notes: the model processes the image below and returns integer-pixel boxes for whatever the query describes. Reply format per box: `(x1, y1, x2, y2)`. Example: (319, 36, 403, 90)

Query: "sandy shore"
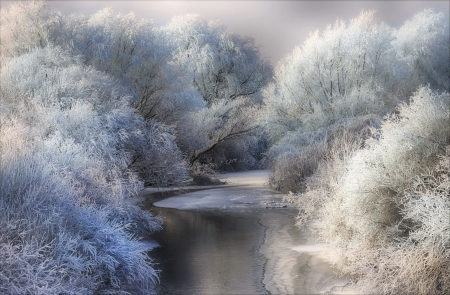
(135, 170, 360, 294)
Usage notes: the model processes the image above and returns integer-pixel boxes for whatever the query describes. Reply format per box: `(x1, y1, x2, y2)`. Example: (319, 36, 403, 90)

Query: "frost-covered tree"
(0, 45, 188, 188)
(63, 8, 203, 124)
(0, 0, 62, 59)
(264, 10, 396, 141)
(262, 9, 449, 192)
(165, 14, 272, 106)
(181, 97, 261, 165)
(0, 44, 167, 293)
(164, 15, 272, 168)
(393, 9, 450, 91)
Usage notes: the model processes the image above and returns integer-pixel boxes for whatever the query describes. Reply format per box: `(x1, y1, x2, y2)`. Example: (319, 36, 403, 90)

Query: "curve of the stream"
(140, 170, 357, 295)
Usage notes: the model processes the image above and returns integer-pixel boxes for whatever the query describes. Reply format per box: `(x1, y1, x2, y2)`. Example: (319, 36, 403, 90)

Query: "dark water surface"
(143, 191, 270, 294)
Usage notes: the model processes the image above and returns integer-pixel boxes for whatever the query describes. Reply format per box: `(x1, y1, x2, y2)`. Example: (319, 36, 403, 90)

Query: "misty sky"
(3, 1, 449, 65)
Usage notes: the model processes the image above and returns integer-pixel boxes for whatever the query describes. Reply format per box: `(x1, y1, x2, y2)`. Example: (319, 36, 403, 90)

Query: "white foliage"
(393, 9, 450, 90)
(312, 87, 450, 294)
(0, 0, 62, 60)
(63, 8, 203, 124)
(0, 45, 168, 293)
(263, 10, 396, 139)
(165, 14, 272, 105)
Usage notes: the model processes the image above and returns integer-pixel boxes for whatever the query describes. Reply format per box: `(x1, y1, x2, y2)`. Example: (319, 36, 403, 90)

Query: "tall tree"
(164, 15, 272, 167)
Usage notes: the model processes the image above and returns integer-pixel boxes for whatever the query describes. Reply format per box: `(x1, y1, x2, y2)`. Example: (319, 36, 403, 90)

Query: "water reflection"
(151, 206, 268, 295)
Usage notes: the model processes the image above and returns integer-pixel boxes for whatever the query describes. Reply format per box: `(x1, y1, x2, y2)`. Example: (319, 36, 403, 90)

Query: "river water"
(151, 206, 272, 294)
(140, 171, 354, 295)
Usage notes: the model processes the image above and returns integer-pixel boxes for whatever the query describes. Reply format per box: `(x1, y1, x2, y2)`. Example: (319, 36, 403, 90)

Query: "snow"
(291, 243, 328, 253)
(153, 170, 288, 210)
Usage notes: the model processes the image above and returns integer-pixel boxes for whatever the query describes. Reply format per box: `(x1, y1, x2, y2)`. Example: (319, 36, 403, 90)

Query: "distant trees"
(165, 14, 272, 106)
(393, 9, 449, 91)
(0, 0, 62, 59)
(165, 14, 272, 169)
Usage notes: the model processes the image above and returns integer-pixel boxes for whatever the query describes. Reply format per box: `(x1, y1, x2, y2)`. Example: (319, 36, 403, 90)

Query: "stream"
(140, 170, 354, 295)
(150, 206, 272, 294)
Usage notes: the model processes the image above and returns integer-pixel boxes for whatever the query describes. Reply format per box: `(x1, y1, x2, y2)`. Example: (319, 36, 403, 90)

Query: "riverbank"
(133, 170, 359, 294)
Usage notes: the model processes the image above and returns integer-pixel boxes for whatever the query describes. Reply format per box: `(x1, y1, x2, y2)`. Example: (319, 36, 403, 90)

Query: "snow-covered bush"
(311, 87, 450, 294)
(284, 114, 381, 220)
(0, 119, 160, 294)
(0, 45, 177, 293)
(352, 148, 450, 294)
(129, 119, 189, 186)
(266, 130, 328, 193)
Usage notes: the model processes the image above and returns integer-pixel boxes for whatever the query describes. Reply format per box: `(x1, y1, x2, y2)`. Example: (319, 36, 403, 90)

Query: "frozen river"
(140, 170, 356, 294)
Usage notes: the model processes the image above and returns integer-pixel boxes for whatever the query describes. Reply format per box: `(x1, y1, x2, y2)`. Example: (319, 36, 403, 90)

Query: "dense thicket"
(263, 9, 449, 193)
(0, 45, 161, 294)
(164, 14, 272, 170)
(0, 1, 271, 293)
(269, 9, 450, 294)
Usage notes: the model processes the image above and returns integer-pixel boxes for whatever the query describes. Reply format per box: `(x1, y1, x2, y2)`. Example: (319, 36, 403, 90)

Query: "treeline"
(0, 1, 271, 294)
(263, 10, 449, 294)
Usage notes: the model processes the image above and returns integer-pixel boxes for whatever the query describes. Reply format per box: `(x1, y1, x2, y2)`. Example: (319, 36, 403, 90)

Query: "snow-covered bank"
(152, 170, 288, 210)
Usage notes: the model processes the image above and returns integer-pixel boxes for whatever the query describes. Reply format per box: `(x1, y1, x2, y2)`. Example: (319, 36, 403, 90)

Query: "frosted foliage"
(185, 97, 261, 165)
(63, 8, 203, 124)
(263, 10, 396, 140)
(0, 120, 159, 294)
(0, 46, 170, 293)
(1, 45, 187, 187)
(285, 119, 373, 227)
(263, 9, 449, 195)
(165, 14, 272, 106)
(393, 9, 450, 90)
(0, 0, 62, 60)
(163, 14, 272, 166)
(313, 88, 449, 294)
(266, 130, 328, 193)
(130, 119, 189, 186)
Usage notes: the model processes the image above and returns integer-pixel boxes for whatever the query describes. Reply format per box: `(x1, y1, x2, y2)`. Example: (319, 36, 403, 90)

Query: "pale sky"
(2, 1, 449, 65)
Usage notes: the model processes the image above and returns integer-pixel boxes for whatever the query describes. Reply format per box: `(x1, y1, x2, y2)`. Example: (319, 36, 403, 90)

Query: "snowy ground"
(152, 170, 289, 210)
(135, 170, 359, 294)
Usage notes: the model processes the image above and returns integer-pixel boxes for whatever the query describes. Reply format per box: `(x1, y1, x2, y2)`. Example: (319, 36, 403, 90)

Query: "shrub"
(0, 46, 168, 293)
(308, 87, 449, 294)
(266, 130, 328, 193)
